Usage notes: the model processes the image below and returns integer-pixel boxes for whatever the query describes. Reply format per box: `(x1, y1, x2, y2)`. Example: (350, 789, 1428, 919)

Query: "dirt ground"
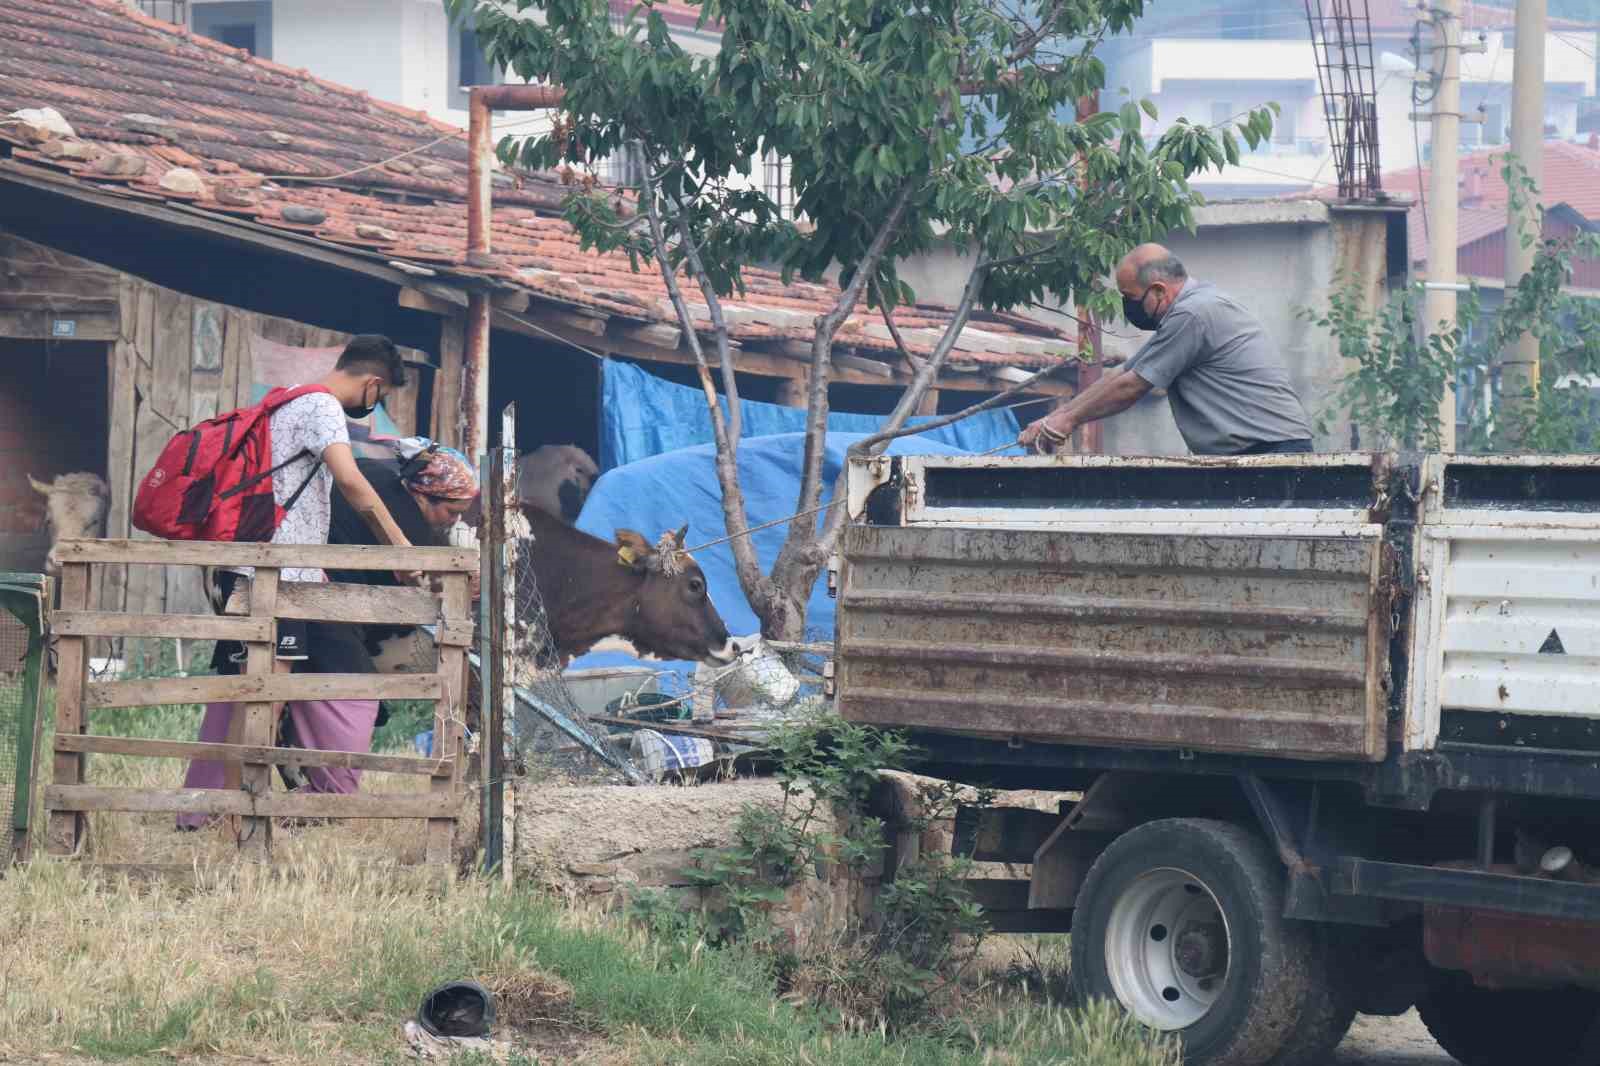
(1333, 1011, 1449, 1065)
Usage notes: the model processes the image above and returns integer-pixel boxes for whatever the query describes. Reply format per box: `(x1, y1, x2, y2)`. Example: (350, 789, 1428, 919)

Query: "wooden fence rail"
(46, 538, 476, 869)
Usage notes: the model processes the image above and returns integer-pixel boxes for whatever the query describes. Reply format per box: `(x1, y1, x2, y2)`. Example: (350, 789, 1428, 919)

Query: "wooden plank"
(612, 320, 682, 350)
(46, 563, 91, 856)
(427, 573, 470, 868)
(542, 308, 609, 336)
(101, 336, 138, 629)
(278, 581, 442, 625)
(0, 293, 119, 312)
(492, 289, 530, 313)
(87, 671, 445, 709)
(55, 734, 450, 776)
(233, 311, 256, 407)
(433, 316, 465, 450)
(435, 621, 475, 647)
(510, 310, 1077, 396)
(54, 539, 477, 572)
(190, 301, 225, 423)
(52, 611, 273, 642)
(834, 353, 894, 378)
(135, 283, 156, 365)
(0, 309, 119, 341)
(44, 785, 457, 819)
(218, 308, 242, 413)
(235, 568, 278, 859)
(400, 287, 460, 317)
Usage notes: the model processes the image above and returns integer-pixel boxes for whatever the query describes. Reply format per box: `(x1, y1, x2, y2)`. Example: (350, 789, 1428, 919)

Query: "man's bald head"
(1116, 244, 1188, 294)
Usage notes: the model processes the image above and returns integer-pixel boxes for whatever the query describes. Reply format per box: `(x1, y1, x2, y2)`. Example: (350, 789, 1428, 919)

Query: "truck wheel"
(1265, 929, 1358, 1066)
(1069, 818, 1312, 1066)
(1418, 967, 1600, 1066)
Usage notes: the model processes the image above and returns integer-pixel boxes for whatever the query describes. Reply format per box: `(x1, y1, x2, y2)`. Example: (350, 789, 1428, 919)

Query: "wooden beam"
(53, 539, 476, 572)
(45, 784, 458, 819)
(54, 734, 451, 776)
(276, 581, 444, 626)
(500, 310, 1077, 395)
(399, 286, 463, 317)
(0, 308, 119, 341)
(543, 308, 609, 336)
(51, 611, 273, 642)
(87, 671, 445, 710)
(611, 320, 682, 350)
(491, 289, 530, 313)
(834, 352, 894, 378)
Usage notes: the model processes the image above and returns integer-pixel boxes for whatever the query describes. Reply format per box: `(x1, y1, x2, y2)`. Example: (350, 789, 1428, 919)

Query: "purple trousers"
(176, 699, 379, 830)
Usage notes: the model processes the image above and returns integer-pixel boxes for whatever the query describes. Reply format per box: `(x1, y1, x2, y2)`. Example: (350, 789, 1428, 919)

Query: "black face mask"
(343, 382, 379, 420)
(1122, 285, 1164, 331)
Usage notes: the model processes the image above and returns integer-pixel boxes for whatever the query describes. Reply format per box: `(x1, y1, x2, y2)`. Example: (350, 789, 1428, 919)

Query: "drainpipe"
(463, 84, 567, 459)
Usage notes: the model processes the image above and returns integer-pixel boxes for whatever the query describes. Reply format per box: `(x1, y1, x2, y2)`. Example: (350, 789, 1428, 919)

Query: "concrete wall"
(897, 199, 1400, 456)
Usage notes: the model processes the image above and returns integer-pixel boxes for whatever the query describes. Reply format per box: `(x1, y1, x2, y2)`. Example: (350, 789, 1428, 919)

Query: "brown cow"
(28, 472, 109, 574)
(370, 505, 735, 674)
(513, 505, 735, 667)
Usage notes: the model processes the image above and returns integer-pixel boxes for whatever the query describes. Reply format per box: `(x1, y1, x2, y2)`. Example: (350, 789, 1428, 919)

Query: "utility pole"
(1501, 0, 1547, 440)
(1424, 0, 1463, 452)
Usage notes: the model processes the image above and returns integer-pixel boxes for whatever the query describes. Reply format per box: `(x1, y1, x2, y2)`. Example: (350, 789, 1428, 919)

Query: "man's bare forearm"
(1052, 370, 1150, 427)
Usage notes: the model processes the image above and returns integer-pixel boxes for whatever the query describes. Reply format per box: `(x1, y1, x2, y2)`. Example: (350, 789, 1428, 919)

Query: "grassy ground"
(4, 653, 1176, 1065)
(0, 857, 1174, 1065)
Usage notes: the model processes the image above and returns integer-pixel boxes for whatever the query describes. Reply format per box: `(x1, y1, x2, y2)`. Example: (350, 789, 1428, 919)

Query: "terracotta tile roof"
(611, 0, 719, 34)
(0, 0, 1070, 374)
(1313, 140, 1600, 269)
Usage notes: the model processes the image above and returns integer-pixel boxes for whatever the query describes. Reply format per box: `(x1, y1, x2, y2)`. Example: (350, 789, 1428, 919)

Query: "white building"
(1099, 0, 1597, 198)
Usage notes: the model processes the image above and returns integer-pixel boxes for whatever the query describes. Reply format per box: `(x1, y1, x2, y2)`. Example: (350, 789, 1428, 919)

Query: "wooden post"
(775, 375, 807, 408)
(915, 388, 940, 416)
(46, 562, 91, 855)
(237, 568, 280, 859)
(429, 572, 472, 868)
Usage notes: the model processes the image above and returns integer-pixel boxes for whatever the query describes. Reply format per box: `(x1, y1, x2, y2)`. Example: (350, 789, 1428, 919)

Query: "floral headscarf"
(403, 443, 479, 501)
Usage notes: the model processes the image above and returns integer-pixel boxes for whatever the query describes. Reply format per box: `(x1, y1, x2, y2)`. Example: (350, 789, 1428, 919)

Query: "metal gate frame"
(1, 571, 49, 868)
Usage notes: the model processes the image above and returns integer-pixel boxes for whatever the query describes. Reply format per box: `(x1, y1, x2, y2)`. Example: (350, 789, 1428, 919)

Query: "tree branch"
(816, 254, 991, 553)
(777, 180, 918, 581)
(641, 165, 768, 612)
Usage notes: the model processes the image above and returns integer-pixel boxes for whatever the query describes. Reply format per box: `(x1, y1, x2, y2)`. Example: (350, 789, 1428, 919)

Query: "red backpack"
(132, 385, 334, 543)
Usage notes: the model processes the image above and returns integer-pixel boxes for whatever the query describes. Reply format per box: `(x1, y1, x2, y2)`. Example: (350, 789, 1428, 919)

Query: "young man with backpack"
(135, 334, 429, 829)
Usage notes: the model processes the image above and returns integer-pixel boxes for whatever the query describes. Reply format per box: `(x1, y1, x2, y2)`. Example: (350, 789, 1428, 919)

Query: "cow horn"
(672, 524, 688, 550)
(27, 474, 52, 496)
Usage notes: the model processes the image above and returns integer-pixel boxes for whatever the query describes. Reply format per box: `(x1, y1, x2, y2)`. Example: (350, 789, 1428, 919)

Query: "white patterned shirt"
(232, 389, 349, 584)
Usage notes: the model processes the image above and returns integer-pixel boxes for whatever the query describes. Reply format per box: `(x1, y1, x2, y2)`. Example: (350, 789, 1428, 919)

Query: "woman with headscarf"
(178, 441, 479, 828)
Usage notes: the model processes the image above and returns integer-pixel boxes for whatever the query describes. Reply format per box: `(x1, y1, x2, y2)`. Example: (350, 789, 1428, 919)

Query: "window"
(599, 143, 648, 190)
(190, 1, 271, 58)
(763, 150, 793, 220)
(1274, 105, 1297, 146)
(449, 12, 502, 111)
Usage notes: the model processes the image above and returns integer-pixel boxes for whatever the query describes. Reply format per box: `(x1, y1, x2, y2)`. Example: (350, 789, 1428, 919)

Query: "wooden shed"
(0, 0, 1081, 612)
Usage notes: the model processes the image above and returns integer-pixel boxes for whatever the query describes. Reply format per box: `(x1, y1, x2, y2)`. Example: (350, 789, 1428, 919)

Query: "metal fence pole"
(481, 404, 516, 873)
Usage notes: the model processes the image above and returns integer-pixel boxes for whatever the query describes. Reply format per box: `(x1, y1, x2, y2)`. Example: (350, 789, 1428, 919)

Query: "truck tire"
(1265, 929, 1358, 1066)
(1418, 967, 1600, 1066)
(1069, 818, 1313, 1066)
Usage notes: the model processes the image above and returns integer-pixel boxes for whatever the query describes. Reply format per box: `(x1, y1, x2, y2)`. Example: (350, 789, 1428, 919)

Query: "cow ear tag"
(617, 546, 638, 567)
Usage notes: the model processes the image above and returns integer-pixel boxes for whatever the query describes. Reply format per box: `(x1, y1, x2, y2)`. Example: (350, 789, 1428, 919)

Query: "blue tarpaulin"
(569, 431, 991, 680)
(598, 360, 1022, 470)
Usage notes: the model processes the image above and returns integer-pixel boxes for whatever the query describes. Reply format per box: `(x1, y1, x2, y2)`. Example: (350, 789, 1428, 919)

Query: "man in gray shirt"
(1020, 244, 1313, 455)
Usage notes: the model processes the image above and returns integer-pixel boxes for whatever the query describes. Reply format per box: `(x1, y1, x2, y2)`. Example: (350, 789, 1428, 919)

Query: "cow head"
(614, 525, 736, 665)
(29, 472, 109, 574)
(517, 445, 599, 524)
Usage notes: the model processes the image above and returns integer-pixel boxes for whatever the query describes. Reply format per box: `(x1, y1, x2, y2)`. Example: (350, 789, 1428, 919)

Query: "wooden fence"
(44, 538, 477, 869)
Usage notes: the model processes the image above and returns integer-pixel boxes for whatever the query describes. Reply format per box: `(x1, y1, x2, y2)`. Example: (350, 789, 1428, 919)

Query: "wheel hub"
(1176, 921, 1227, 978)
(1103, 868, 1233, 1031)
